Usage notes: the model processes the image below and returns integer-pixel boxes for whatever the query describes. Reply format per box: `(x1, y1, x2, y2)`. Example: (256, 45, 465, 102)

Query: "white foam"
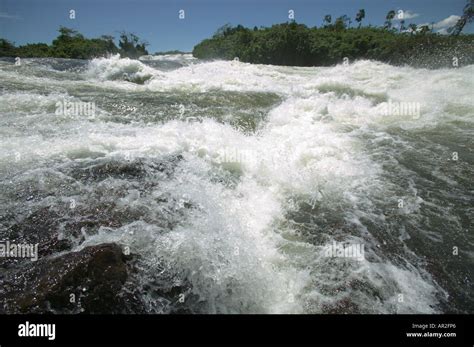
(86, 54, 161, 83)
(3, 57, 471, 313)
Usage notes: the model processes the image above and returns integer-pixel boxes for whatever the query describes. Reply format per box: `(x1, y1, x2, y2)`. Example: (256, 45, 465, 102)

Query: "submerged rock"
(0, 243, 128, 313)
(1, 208, 72, 269)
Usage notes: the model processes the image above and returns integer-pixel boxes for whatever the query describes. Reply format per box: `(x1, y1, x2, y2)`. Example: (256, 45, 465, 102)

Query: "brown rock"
(0, 243, 128, 314)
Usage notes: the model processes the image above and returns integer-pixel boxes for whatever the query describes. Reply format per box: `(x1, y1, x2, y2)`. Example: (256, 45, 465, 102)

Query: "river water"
(0, 54, 472, 313)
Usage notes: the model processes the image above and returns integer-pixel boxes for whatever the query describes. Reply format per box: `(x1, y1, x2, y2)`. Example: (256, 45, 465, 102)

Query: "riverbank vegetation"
(0, 27, 148, 59)
(192, 4, 474, 68)
(192, 23, 474, 68)
(1, 1, 473, 67)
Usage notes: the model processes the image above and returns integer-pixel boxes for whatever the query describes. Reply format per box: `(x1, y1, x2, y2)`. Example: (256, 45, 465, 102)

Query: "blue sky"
(1, 0, 472, 53)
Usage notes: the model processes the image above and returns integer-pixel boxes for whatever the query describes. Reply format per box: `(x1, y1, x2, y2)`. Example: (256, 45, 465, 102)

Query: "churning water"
(0, 54, 472, 313)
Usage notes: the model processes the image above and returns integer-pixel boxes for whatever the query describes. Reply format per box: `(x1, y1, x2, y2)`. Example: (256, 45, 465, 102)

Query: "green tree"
(355, 9, 366, 28)
(118, 32, 149, 58)
(384, 10, 396, 29)
(192, 21, 474, 68)
(16, 43, 51, 57)
(334, 15, 350, 30)
(0, 38, 17, 57)
(323, 15, 332, 27)
(399, 19, 406, 32)
(408, 23, 418, 34)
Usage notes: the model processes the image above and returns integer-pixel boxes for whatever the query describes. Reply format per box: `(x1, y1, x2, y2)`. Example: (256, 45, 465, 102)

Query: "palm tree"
(399, 19, 406, 32)
(323, 14, 332, 26)
(355, 9, 366, 28)
(384, 10, 396, 29)
(337, 15, 351, 28)
(449, 0, 474, 35)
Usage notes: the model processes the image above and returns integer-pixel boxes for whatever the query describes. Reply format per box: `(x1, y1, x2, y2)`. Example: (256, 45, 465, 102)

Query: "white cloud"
(417, 15, 461, 34)
(0, 12, 21, 19)
(402, 10, 419, 20)
(394, 10, 420, 20)
(432, 15, 460, 30)
(417, 14, 461, 35)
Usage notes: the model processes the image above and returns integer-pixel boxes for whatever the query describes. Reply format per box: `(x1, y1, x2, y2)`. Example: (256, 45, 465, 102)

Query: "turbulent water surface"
(0, 54, 472, 313)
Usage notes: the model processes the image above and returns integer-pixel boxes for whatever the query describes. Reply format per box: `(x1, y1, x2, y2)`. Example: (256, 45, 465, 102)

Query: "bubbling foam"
(2, 56, 470, 313)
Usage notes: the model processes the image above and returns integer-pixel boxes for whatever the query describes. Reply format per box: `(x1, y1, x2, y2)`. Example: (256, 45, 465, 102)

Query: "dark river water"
(0, 54, 472, 313)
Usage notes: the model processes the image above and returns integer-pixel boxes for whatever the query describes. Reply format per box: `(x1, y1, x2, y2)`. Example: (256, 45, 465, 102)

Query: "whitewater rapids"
(0, 54, 472, 313)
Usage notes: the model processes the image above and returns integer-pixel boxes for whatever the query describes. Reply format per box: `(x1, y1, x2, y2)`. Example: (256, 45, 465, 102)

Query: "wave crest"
(86, 54, 158, 84)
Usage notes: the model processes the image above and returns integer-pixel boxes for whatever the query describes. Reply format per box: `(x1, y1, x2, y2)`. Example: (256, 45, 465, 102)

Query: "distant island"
(1, 4, 473, 68)
(153, 50, 190, 56)
(193, 6, 474, 68)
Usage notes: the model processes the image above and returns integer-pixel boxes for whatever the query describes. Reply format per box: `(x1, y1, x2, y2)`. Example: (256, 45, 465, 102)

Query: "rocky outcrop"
(0, 243, 128, 313)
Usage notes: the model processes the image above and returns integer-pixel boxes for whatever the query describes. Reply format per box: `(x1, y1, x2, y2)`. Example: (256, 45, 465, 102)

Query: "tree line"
(0, 1, 472, 66)
(0, 27, 149, 59)
(192, 3, 474, 67)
